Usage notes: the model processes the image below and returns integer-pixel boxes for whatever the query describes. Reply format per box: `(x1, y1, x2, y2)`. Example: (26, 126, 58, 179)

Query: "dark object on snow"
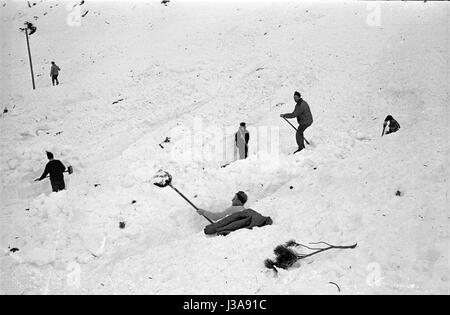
(161, 0, 170, 5)
(3, 108, 8, 114)
(81, 10, 89, 18)
(329, 282, 341, 292)
(159, 137, 171, 148)
(264, 240, 357, 274)
(395, 190, 403, 196)
(131, 200, 136, 204)
(382, 115, 400, 136)
(289, 186, 294, 190)
(204, 209, 273, 236)
(112, 98, 124, 105)
(10, 248, 20, 253)
(119, 222, 126, 229)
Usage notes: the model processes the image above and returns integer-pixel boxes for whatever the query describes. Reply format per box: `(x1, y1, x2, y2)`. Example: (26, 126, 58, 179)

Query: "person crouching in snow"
(197, 191, 248, 222)
(382, 115, 400, 136)
(35, 151, 66, 192)
(235, 122, 250, 159)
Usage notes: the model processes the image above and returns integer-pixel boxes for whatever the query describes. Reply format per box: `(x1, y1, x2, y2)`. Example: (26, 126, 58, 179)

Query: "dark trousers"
(52, 75, 59, 86)
(204, 212, 252, 235)
(296, 124, 311, 149)
(51, 180, 65, 192)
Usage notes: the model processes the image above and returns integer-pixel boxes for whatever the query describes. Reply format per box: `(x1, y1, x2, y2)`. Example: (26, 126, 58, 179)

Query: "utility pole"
(21, 22, 36, 90)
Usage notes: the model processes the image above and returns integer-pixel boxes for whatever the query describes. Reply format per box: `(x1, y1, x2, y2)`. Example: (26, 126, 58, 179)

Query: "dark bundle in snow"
(264, 240, 302, 272)
(265, 240, 357, 274)
(161, 0, 170, 6)
(159, 137, 171, 148)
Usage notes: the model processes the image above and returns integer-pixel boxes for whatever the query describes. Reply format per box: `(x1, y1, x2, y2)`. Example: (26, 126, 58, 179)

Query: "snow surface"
(0, 0, 449, 294)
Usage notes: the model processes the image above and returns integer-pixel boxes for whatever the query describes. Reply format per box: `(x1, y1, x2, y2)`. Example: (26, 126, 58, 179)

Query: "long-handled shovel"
(282, 117, 310, 145)
(153, 170, 213, 224)
(381, 122, 387, 137)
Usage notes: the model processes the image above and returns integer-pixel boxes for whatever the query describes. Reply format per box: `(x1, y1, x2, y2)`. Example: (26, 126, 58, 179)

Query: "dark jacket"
(39, 160, 66, 182)
(387, 119, 400, 134)
(284, 99, 313, 126)
(204, 209, 273, 236)
(50, 64, 60, 76)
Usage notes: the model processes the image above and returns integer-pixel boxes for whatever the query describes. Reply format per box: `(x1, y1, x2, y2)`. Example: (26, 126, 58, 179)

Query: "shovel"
(282, 117, 310, 145)
(153, 170, 213, 223)
(381, 122, 387, 137)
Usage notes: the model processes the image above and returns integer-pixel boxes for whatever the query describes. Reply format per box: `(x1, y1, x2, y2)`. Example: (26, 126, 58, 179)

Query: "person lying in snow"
(197, 191, 248, 222)
(197, 191, 273, 236)
(382, 115, 401, 136)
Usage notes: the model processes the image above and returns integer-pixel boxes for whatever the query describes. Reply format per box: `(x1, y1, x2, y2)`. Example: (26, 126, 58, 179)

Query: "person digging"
(280, 91, 313, 154)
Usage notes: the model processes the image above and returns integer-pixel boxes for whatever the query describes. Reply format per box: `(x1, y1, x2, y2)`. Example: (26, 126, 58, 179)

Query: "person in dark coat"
(204, 209, 273, 236)
(382, 115, 400, 136)
(35, 151, 66, 192)
(235, 122, 250, 159)
(50, 61, 61, 86)
(280, 91, 313, 154)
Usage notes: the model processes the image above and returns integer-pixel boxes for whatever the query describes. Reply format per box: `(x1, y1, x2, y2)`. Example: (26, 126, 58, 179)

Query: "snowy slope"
(0, 0, 448, 295)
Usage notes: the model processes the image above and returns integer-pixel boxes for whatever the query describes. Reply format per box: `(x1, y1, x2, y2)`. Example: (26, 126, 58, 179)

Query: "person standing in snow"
(235, 122, 250, 159)
(382, 115, 400, 136)
(50, 61, 61, 86)
(196, 191, 248, 222)
(280, 91, 313, 154)
(35, 151, 66, 192)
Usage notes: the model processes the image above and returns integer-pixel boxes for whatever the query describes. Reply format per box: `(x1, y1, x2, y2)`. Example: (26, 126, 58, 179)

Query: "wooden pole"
(25, 28, 36, 90)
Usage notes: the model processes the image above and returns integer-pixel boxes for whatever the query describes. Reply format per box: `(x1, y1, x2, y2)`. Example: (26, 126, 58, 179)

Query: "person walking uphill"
(235, 122, 250, 159)
(50, 61, 61, 86)
(280, 91, 313, 154)
(35, 151, 66, 192)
